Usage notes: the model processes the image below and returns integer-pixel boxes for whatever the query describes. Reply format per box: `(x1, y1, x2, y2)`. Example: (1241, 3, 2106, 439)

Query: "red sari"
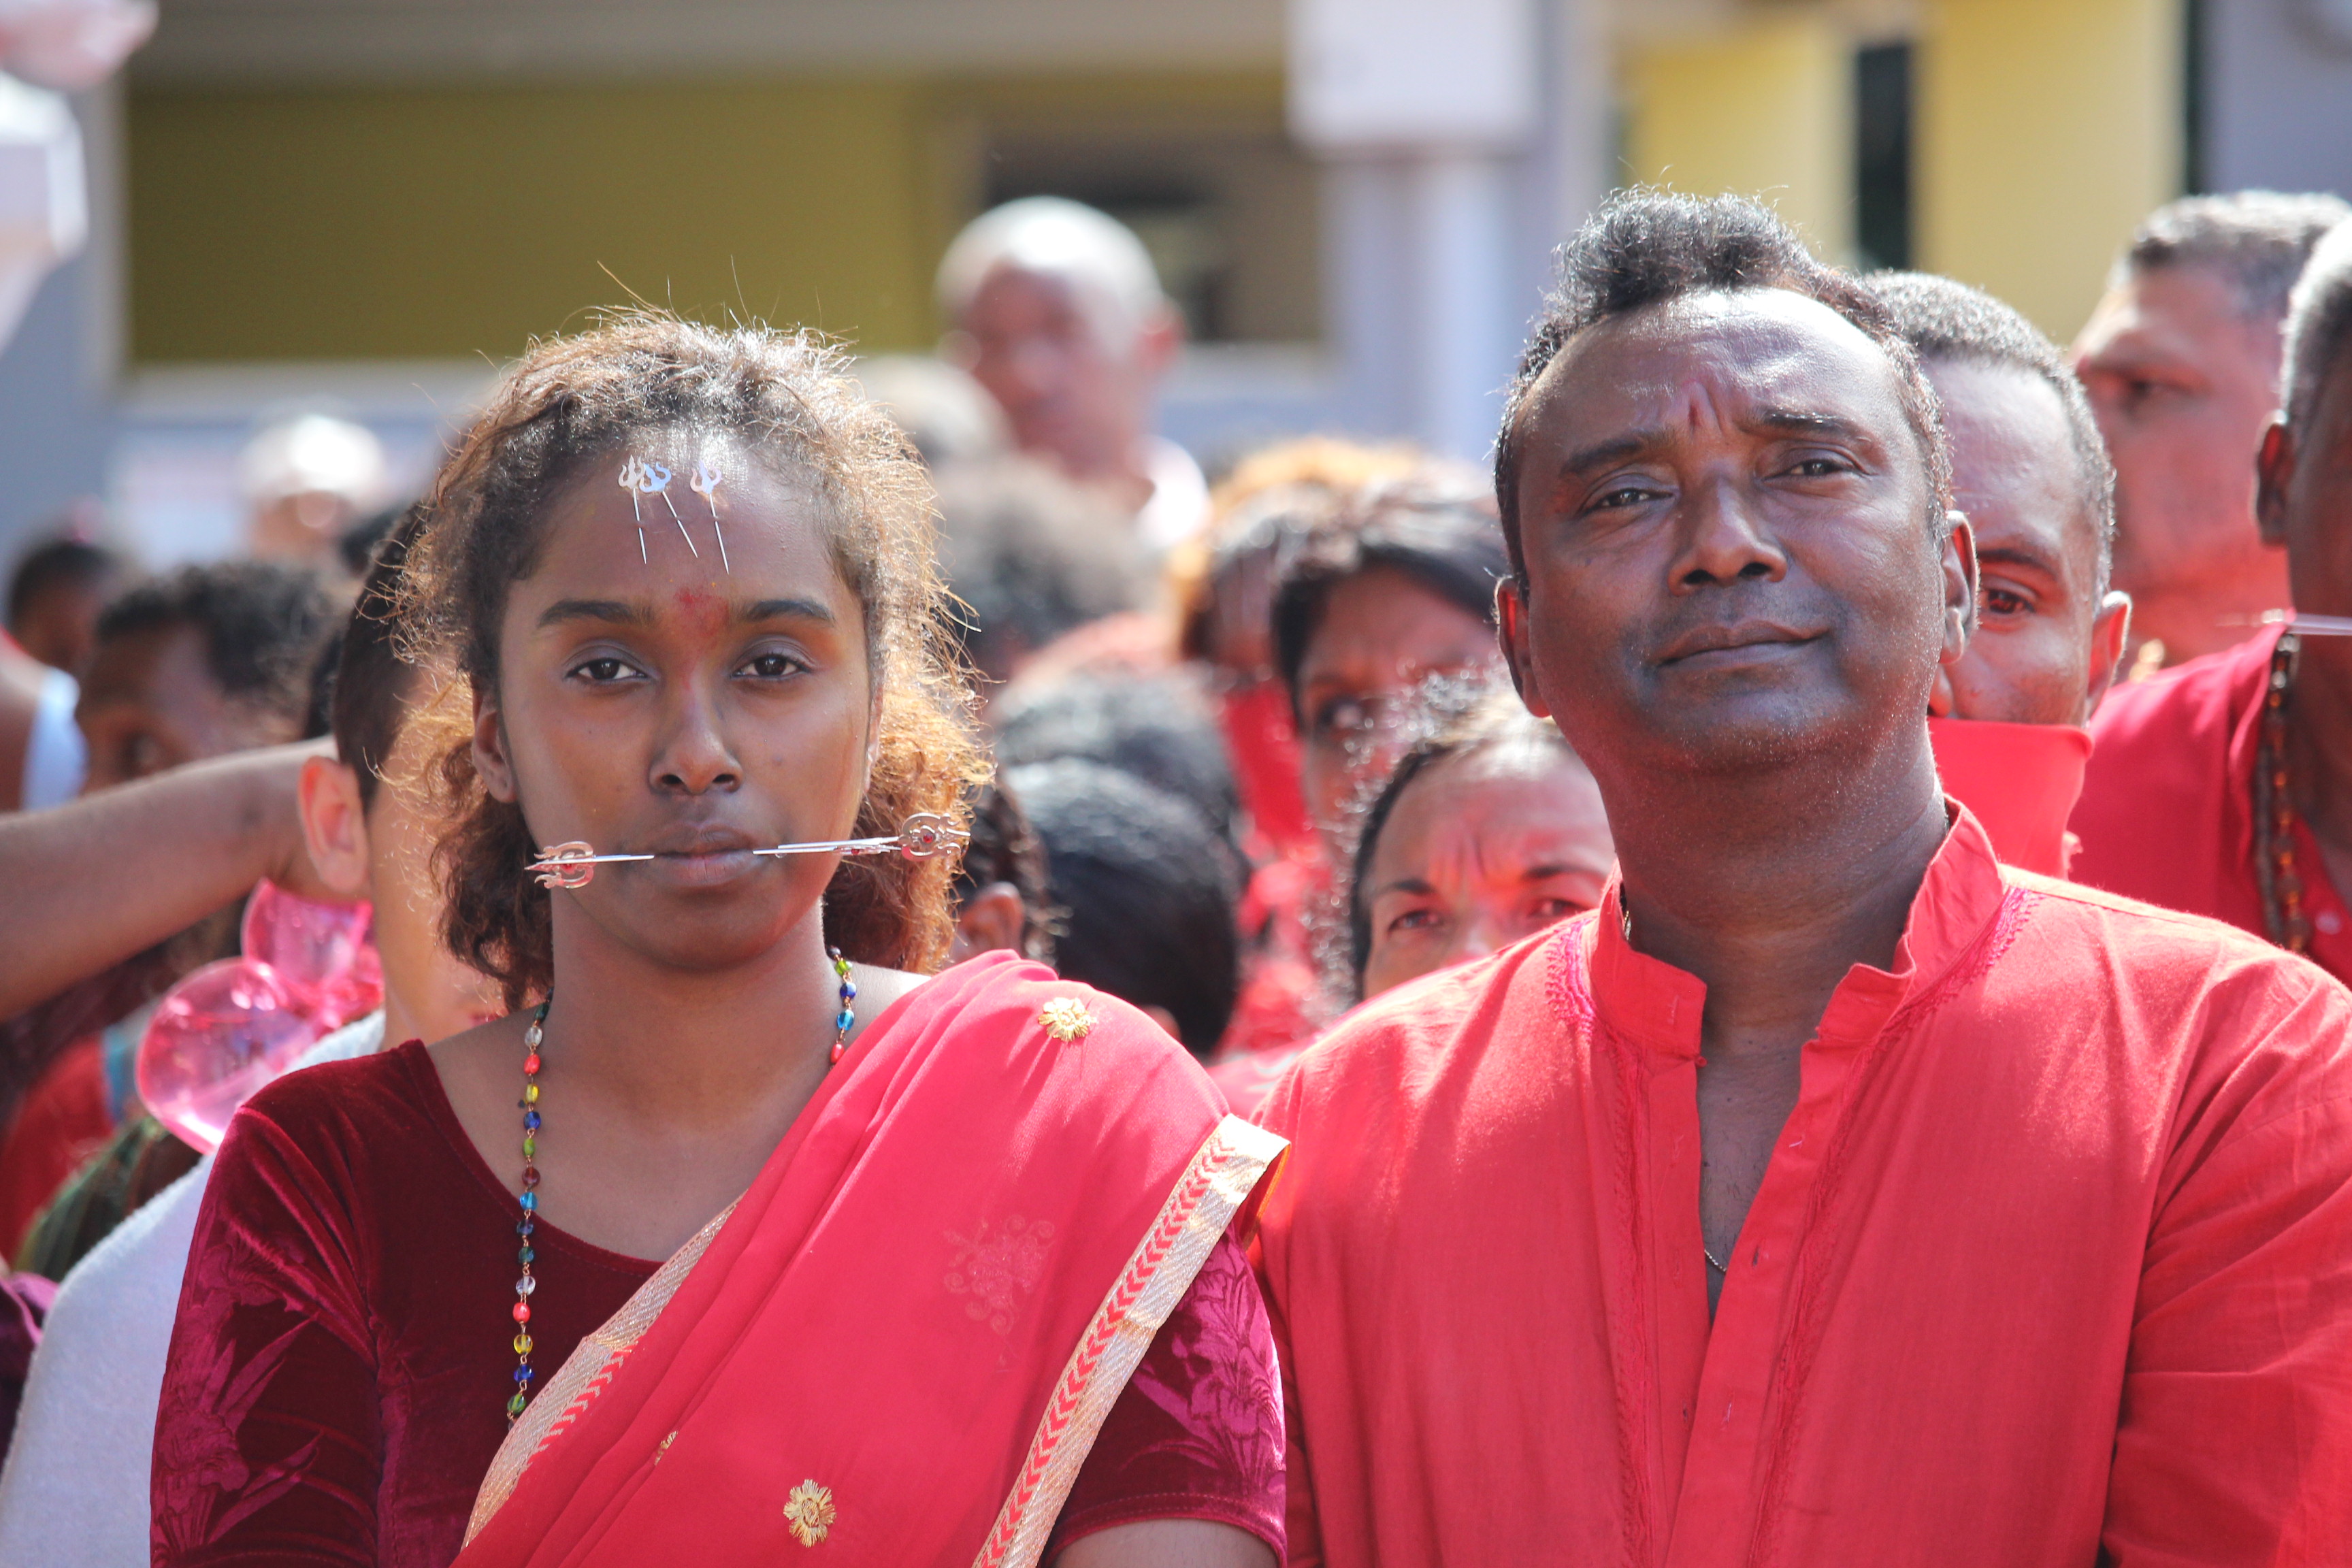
(456, 952, 1286, 1568)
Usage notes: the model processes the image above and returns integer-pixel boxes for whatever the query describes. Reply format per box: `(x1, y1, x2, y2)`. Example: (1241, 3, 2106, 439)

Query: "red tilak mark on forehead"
(672, 587, 728, 636)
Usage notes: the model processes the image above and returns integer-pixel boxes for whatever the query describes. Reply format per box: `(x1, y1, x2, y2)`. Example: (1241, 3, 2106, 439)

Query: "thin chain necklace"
(502, 947, 858, 1420)
(1626, 896, 1735, 1282)
(2254, 632, 2315, 956)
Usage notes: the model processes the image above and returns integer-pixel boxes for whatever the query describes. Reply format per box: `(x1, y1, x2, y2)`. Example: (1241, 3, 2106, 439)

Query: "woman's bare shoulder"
(842, 964, 931, 1045)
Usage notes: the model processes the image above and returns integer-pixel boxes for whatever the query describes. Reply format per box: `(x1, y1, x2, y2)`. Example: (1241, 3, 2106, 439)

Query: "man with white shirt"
(0, 520, 499, 1568)
(936, 196, 1208, 553)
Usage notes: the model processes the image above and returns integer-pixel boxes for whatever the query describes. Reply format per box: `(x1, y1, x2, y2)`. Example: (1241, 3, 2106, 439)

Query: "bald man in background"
(1870, 270, 2130, 875)
(936, 196, 1206, 553)
(2073, 191, 2346, 670)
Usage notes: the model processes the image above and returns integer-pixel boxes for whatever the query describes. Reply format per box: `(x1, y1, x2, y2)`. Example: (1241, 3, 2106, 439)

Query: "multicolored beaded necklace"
(503, 947, 859, 1420)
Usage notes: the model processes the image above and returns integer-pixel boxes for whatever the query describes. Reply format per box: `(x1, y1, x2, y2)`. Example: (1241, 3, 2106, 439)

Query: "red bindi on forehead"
(671, 587, 728, 636)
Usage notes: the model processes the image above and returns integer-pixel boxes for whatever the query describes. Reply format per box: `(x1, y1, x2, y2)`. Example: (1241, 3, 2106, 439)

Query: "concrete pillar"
(1407, 152, 1518, 459)
(0, 80, 118, 558)
(1292, 0, 1601, 461)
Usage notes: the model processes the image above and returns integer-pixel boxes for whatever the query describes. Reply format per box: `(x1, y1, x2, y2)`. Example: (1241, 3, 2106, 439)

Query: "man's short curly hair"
(1867, 269, 2117, 597)
(1494, 190, 1954, 583)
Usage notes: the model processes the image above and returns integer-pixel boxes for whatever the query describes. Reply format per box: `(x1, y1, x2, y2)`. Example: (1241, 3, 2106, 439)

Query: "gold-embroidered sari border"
(970, 1114, 1288, 1568)
(463, 1201, 736, 1546)
(460, 1113, 1286, 1564)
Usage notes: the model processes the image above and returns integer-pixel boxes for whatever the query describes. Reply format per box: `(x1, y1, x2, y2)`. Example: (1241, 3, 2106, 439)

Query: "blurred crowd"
(0, 180, 2349, 1561)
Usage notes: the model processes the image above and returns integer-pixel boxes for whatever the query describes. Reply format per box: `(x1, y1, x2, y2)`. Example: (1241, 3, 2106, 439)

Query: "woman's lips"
(644, 846, 762, 887)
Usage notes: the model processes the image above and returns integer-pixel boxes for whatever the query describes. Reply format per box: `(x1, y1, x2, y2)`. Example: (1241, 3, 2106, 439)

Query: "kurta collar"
(1588, 804, 2010, 1060)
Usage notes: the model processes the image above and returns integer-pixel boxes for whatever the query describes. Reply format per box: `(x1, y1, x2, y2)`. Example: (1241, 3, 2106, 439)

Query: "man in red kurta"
(1252, 191, 2352, 1565)
(2072, 220, 2352, 977)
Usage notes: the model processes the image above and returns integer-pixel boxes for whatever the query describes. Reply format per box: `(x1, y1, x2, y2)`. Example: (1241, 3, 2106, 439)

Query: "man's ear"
(1940, 512, 1978, 666)
(2256, 416, 2293, 549)
(1495, 576, 1552, 719)
(297, 755, 374, 900)
(472, 685, 518, 804)
(2084, 590, 2135, 715)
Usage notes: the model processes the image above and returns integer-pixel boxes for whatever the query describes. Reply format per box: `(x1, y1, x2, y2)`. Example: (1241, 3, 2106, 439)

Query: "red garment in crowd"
(0, 1037, 109, 1256)
(1210, 1043, 1307, 1120)
(2071, 625, 2352, 979)
(1217, 681, 1333, 1064)
(1221, 680, 1315, 858)
(154, 956, 1287, 1568)
(1218, 846, 1333, 1064)
(1926, 715, 2089, 877)
(1253, 810, 2352, 1564)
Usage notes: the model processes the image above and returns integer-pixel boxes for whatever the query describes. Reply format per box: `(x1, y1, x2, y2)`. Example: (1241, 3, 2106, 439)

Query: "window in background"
(983, 126, 1321, 345)
(1855, 41, 1913, 272)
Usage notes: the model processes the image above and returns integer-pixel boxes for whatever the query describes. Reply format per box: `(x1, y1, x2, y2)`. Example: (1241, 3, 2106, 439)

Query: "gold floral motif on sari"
(784, 1480, 836, 1546)
(1038, 997, 1096, 1043)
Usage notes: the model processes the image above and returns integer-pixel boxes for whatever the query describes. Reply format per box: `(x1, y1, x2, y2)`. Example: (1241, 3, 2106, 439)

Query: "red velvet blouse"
(152, 1043, 1281, 1567)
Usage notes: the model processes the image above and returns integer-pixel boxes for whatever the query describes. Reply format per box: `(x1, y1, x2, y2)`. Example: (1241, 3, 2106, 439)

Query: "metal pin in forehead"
(617, 455, 650, 562)
(528, 813, 968, 888)
(689, 462, 729, 573)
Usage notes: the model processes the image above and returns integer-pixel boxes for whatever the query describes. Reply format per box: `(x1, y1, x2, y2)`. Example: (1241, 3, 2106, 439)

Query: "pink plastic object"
(136, 881, 381, 1155)
(135, 959, 319, 1155)
(240, 880, 382, 1032)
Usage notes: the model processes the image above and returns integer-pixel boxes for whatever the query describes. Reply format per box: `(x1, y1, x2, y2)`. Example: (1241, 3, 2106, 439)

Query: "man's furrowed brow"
(538, 598, 653, 630)
(1558, 429, 1666, 476)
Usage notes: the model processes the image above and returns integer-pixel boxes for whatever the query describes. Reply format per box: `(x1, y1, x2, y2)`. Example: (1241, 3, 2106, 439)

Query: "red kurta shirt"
(2072, 625, 2352, 979)
(1927, 715, 2089, 878)
(1253, 809, 2352, 1565)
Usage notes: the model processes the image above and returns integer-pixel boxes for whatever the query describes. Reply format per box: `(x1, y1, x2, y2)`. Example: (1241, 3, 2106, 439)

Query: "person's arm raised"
(0, 740, 331, 1018)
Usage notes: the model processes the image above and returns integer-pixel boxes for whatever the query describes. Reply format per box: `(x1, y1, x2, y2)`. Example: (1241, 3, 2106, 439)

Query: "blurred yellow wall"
(131, 79, 938, 363)
(128, 71, 1283, 364)
(1916, 0, 2183, 342)
(1623, 14, 1855, 259)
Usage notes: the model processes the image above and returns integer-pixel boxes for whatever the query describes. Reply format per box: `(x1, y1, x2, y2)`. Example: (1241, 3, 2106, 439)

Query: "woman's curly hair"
(397, 313, 987, 1007)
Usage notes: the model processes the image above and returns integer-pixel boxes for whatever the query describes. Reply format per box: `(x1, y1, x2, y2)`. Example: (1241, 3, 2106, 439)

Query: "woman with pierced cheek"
(151, 318, 1286, 1568)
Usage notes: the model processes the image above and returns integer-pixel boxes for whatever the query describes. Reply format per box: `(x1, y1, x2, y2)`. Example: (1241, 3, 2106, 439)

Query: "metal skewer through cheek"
(528, 813, 967, 889)
(2226, 609, 2352, 636)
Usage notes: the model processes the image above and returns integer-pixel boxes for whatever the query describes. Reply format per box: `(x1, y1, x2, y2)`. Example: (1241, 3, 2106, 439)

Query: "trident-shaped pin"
(528, 813, 968, 888)
(689, 461, 729, 572)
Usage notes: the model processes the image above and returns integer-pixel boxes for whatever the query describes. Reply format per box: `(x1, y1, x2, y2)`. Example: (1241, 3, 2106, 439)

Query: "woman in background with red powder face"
(150, 318, 1286, 1568)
